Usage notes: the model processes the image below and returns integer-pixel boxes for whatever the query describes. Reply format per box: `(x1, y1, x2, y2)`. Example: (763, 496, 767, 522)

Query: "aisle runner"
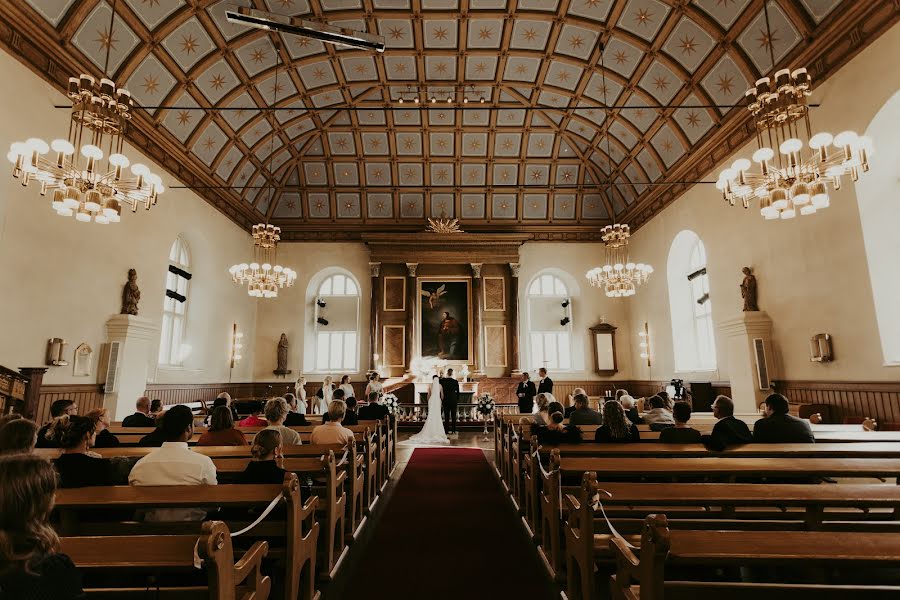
(341, 448, 556, 600)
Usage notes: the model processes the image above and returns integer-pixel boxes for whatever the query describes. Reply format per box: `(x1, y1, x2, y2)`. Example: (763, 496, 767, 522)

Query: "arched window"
(315, 272, 360, 372)
(159, 237, 191, 366)
(667, 231, 716, 371)
(527, 272, 573, 370)
(856, 90, 900, 364)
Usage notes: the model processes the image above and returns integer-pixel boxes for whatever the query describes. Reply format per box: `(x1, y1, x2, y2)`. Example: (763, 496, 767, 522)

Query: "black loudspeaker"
(689, 382, 714, 413)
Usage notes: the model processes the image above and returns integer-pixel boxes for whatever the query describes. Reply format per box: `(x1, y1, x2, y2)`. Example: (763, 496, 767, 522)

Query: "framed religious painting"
(417, 278, 472, 362)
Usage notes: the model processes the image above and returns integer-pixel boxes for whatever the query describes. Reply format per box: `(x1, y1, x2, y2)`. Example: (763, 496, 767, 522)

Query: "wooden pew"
(606, 514, 900, 600)
(62, 520, 271, 600)
(56, 474, 319, 600)
(213, 453, 348, 582)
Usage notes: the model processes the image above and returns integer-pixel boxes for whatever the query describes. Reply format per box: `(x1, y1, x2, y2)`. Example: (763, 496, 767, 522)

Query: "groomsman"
(537, 368, 553, 395)
(515, 372, 537, 414)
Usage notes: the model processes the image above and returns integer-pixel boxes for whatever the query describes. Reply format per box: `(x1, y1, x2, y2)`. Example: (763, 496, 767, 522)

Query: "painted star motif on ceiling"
(514, 64, 529, 76)
(436, 138, 448, 149)
(661, 139, 674, 153)
(372, 168, 384, 179)
(652, 75, 670, 92)
(270, 81, 285, 97)
(375, 201, 386, 210)
(180, 34, 199, 55)
(561, 202, 570, 209)
(141, 74, 160, 95)
(436, 112, 447, 120)
(500, 201, 509, 209)
(369, 138, 382, 149)
(478, 27, 494, 41)
(435, 62, 448, 74)
(474, 62, 487, 74)
(502, 139, 514, 151)
(343, 201, 353, 210)
(556, 70, 571, 83)
(335, 138, 349, 150)
(312, 67, 326, 80)
(531, 169, 543, 181)
(407, 201, 417, 209)
(756, 28, 780, 52)
(403, 168, 416, 180)
(613, 50, 629, 65)
(353, 63, 369, 76)
(569, 35, 585, 50)
(286, 199, 296, 210)
(94, 27, 117, 51)
(403, 138, 416, 151)
(522, 27, 538, 42)
(394, 63, 408, 73)
(499, 169, 511, 181)
(295, 37, 311, 48)
(176, 110, 192, 126)
(561, 170, 573, 181)
(432, 27, 448, 40)
(634, 8, 654, 27)
(469, 139, 482, 151)
(716, 73, 735, 95)
(250, 48, 268, 64)
(468, 201, 477, 209)
(388, 26, 405, 40)
(467, 170, 478, 181)
(679, 35, 698, 55)
(209, 73, 226, 90)
(685, 111, 701, 128)
(436, 169, 449, 181)
(315, 200, 325, 210)
(201, 137, 216, 152)
(437, 200, 448, 210)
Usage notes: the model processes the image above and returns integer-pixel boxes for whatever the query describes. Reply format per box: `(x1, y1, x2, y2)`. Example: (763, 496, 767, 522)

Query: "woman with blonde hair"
(532, 393, 553, 426)
(315, 376, 333, 415)
(264, 398, 302, 446)
(294, 376, 308, 414)
(84, 407, 120, 448)
(238, 429, 286, 484)
(594, 400, 640, 443)
(0, 454, 83, 598)
(48, 415, 113, 488)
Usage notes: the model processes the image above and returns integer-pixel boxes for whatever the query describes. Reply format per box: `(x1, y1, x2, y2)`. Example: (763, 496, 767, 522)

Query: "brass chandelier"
(229, 224, 297, 298)
(586, 224, 653, 298)
(6, 0, 163, 224)
(716, 4, 872, 220)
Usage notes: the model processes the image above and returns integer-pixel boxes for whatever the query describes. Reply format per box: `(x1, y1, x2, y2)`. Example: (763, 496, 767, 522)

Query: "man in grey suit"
(567, 394, 603, 426)
(753, 393, 815, 443)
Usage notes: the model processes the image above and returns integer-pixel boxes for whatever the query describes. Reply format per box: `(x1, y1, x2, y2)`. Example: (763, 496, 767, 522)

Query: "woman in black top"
(0, 454, 83, 600)
(85, 407, 120, 448)
(594, 400, 641, 443)
(48, 415, 113, 488)
(238, 428, 286, 484)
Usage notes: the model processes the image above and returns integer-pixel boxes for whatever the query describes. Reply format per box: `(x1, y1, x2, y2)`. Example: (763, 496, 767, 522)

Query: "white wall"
(625, 21, 900, 384)
(0, 50, 259, 386)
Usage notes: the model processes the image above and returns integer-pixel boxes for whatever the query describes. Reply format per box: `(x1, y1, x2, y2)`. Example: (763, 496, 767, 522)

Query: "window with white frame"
(315, 273, 360, 372)
(667, 230, 716, 371)
(527, 273, 573, 371)
(159, 237, 191, 366)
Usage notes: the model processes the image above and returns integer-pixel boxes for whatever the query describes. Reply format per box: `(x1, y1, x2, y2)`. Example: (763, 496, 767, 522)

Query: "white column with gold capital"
(104, 314, 160, 421)
(717, 311, 776, 414)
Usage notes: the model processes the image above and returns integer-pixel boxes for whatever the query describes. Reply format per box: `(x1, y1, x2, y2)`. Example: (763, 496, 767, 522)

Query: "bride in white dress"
(408, 375, 449, 445)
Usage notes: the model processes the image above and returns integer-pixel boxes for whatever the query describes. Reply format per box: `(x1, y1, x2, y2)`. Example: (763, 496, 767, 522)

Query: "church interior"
(1, 0, 900, 598)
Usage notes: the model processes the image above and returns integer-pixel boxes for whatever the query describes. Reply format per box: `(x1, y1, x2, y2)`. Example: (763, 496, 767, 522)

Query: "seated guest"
(359, 392, 389, 421)
(35, 399, 77, 448)
(150, 398, 163, 419)
(0, 413, 22, 429)
(48, 415, 113, 488)
(238, 429, 286, 485)
(659, 402, 703, 444)
(333, 388, 346, 402)
(238, 402, 267, 428)
(265, 398, 302, 446)
(657, 391, 674, 411)
(642, 395, 675, 427)
(197, 406, 248, 446)
(702, 395, 752, 451)
(547, 401, 564, 418)
(85, 407, 120, 448)
(283, 393, 310, 426)
(343, 397, 359, 426)
(535, 411, 582, 445)
(595, 401, 640, 443)
(0, 454, 83, 599)
(215, 392, 239, 421)
(615, 388, 629, 401)
(753, 393, 815, 443)
(311, 401, 356, 446)
(619, 395, 644, 425)
(138, 415, 168, 447)
(129, 405, 217, 521)
(532, 393, 552, 426)
(568, 394, 603, 425)
(0, 418, 39, 455)
(122, 396, 155, 428)
(565, 388, 587, 418)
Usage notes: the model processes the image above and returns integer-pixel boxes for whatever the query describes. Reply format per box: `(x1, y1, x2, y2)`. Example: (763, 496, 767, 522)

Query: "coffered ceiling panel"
(6, 0, 892, 239)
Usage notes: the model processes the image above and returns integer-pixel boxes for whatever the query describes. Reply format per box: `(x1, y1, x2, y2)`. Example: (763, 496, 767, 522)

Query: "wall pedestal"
(105, 315, 159, 420)
(718, 311, 775, 414)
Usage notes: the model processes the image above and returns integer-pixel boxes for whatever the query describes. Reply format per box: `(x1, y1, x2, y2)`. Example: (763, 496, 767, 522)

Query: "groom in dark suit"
(440, 368, 460, 438)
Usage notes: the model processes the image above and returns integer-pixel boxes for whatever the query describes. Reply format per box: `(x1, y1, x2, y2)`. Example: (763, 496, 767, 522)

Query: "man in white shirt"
(311, 400, 355, 446)
(129, 404, 217, 521)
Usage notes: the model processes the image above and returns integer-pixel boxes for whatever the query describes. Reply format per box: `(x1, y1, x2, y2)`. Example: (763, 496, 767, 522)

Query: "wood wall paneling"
(382, 325, 406, 368)
(485, 325, 508, 368)
(383, 277, 406, 311)
(483, 277, 506, 311)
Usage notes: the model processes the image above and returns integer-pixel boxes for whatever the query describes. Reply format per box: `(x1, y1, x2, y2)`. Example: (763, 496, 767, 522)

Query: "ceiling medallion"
(586, 224, 653, 298)
(426, 212, 463, 234)
(7, 1, 163, 224)
(229, 224, 297, 298)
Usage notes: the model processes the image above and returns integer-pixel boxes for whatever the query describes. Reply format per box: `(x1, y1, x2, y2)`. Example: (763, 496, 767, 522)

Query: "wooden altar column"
(18, 367, 48, 420)
(470, 263, 484, 375)
(368, 262, 381, 373)
(509, 262, 522, 375)
(404, 263, 418, 372)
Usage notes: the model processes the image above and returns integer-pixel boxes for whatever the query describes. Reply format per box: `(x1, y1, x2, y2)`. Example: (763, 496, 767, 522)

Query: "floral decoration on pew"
(382, 393, 400, 415)
(476, 393, 495, 416)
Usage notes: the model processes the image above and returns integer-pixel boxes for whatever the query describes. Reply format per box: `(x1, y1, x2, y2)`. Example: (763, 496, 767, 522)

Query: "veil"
(408, 375, 449, 444)
(428, 377, 442, 406)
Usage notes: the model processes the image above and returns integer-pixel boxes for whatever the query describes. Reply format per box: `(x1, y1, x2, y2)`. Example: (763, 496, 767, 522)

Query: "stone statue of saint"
(741, 266, 759, 312)
(276, 333, 289, 372)
(121, 269, 141, 316)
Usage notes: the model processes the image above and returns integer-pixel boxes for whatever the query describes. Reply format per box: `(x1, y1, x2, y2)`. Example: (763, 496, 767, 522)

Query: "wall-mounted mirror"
(590, 323, 618, 375)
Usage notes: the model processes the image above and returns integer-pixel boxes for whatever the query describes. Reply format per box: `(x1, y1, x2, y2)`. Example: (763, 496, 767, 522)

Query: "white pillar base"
(718, 311, 776, 414)
(104, 315, 159, 421)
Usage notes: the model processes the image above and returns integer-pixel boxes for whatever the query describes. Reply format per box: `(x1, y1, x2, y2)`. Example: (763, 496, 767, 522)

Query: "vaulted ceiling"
(2, 1, 895, 240)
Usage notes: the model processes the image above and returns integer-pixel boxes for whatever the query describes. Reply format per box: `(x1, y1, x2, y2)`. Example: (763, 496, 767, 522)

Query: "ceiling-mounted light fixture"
(225, 7, 386, 53)
(430, 95, 437, 104)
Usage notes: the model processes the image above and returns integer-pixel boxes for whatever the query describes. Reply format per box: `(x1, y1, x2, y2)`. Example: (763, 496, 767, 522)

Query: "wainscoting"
(35, 384, 104, 424)
(774, 380, 900, 425)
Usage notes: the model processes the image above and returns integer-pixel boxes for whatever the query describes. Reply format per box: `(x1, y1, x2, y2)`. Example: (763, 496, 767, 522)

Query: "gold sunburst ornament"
(426, 213, 463, 234)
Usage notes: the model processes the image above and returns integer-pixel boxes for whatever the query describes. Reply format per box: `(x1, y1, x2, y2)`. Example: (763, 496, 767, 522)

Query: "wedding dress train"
(409, 377, 449, 445)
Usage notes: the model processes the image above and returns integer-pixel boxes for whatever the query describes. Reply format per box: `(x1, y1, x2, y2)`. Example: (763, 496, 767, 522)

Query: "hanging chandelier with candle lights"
(586, 224, 653, 298)
(6, 0, 163, 224)
(715, 5, 872, 220)
(229, 224, 297, 298)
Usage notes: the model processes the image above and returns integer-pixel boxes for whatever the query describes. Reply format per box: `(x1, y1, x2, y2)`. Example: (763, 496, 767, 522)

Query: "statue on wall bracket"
(274, 332, 292, 377)
(741, 266, 759, 312)
(121, 269, 141, 316)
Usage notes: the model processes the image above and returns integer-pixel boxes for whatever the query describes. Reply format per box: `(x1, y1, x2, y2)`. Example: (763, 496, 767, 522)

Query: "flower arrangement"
(382, 393, 400, 415)
(476, 393, 495, 416)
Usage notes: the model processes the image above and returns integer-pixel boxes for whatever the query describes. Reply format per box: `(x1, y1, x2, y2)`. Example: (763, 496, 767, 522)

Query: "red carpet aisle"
(340, 448, 557, 599)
